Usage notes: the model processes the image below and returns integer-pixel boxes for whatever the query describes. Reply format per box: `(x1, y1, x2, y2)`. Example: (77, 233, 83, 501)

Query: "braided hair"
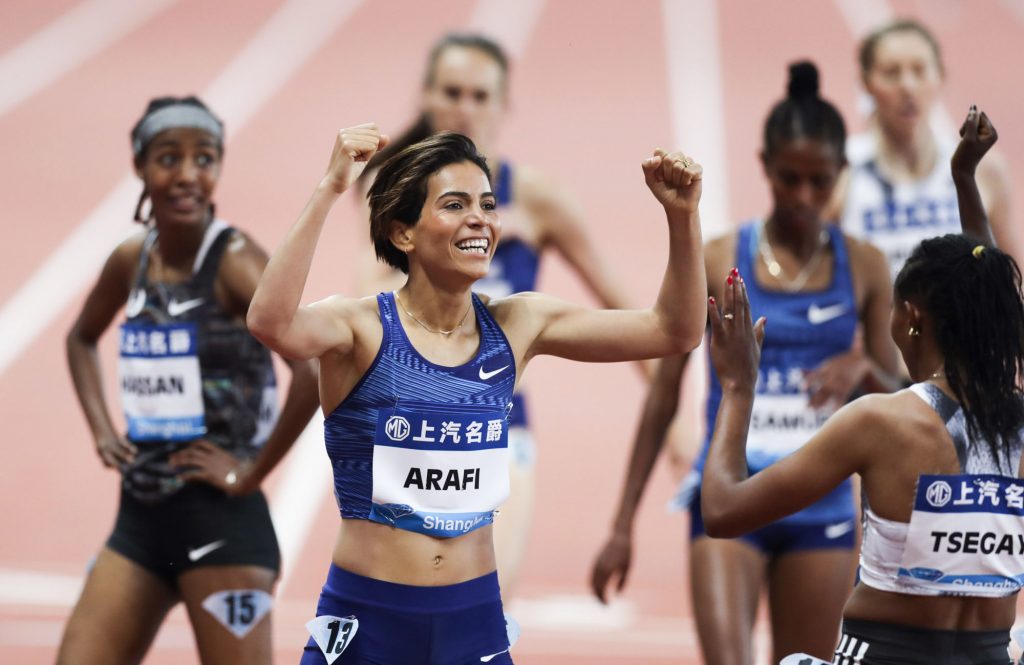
(895, 235, 1024, 471)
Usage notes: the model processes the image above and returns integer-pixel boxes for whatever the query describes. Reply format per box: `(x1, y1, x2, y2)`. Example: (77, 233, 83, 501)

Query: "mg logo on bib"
(385, 415, 411, 442)
(926, 480, 952, 508)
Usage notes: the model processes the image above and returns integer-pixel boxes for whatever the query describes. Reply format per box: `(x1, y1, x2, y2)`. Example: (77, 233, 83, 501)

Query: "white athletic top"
(859, 384, 1024, 597)
(841, 132, 961, 280)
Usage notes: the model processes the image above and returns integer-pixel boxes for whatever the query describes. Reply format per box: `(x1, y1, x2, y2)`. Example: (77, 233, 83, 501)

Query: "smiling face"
(394, 161, 500, 282)
(762, 138, 843, 234)
(135, 127, 221, 226)
(422, 45, 506, 152)
(864, 30, 942, 140)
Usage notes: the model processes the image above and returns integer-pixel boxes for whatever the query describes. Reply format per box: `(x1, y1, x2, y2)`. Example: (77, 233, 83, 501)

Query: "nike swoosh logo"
(824, 520, 855, 539)
(167, 297, 205, 317)
(807, 303, 847, 325)
(480, 647, 510, 663)
(479, 365, 510, 381)
(188, 539, 227, 562)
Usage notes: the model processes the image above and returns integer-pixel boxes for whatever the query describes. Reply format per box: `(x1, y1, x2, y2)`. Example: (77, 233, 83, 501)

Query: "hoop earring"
(909, 326, 920, 337)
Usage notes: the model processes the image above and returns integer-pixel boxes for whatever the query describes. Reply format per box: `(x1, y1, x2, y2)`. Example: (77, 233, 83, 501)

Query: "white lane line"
(0, 0, 178, 118)
(658, 0, 729, 489)
(0, 568, 83, 606)
(0, 0, 366, 377)
(271, 412, 331, 593)
(467, 0, 548, 58)
(660, 0, 730, 237)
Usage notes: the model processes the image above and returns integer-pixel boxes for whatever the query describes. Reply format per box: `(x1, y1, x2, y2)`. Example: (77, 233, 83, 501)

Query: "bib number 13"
(307, 615, 359, 664)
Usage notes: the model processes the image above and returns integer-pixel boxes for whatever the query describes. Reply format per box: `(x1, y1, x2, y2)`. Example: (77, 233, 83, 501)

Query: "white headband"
(132, 104, 223, 156)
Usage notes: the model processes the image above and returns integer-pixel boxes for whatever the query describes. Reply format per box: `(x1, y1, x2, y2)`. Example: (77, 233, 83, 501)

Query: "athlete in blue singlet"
(701, 108, 1024, 665)
(592, 63, 900, 665)
(832, 19, 1016, 274)
(248, 125, 708, 664)
(354, 34, 636, 597)
(59, 97, 319, 665)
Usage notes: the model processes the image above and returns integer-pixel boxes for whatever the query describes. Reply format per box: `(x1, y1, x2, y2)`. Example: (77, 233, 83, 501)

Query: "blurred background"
(1, 0, 1022, 663)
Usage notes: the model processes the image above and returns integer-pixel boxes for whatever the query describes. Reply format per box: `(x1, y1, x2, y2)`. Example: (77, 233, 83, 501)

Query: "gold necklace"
(758, 221, 830, 292)
(394, 291, 472, 336)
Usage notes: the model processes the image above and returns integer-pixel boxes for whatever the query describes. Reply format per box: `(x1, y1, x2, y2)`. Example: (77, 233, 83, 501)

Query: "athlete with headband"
(58, 96, 319, 665)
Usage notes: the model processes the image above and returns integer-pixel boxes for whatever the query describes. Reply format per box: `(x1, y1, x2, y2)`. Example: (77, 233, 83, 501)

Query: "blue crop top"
(323, 292, 516, 537)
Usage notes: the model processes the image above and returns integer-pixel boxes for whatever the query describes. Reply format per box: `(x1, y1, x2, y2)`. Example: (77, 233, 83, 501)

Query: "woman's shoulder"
(106, 227, 150, 273)
(842, 231, 889, 280)
(839, 389, 948, 443)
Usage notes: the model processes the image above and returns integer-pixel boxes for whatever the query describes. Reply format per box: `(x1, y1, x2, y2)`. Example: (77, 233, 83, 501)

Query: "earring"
(909, 326, 920, 337)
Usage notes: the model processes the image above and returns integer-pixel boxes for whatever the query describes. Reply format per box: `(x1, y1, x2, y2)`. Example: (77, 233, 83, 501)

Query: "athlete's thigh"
(57, 547, 178, 665)
(178, 564, 276, 665)
(492, 436, 536, 601)
(690, 536, 767, 665)
(767, 548, 856, 663)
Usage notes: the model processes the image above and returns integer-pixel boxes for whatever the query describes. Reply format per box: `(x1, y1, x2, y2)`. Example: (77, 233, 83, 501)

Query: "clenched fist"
(642, 149, 703, 215)
(323, 123, 390, 194)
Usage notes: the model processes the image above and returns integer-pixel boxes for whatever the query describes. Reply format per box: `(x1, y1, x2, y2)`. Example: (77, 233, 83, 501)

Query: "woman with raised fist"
(247, 123, 707, 664)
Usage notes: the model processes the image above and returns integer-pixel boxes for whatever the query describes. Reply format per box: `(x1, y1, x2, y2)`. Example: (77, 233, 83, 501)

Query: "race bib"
(119, 323, 205, 441)
(898, 474, 1024, 596)
(306, 615, 358, 664)
(369, 406, 510, 537)
(747, 393, 833, 465)
(202, 589, 272, 639)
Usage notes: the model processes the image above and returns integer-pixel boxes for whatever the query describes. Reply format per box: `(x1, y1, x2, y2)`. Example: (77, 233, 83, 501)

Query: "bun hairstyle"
(895, 235, 1024, 471)
(763, 61, 846, 160)
(356, 33, 509, 191)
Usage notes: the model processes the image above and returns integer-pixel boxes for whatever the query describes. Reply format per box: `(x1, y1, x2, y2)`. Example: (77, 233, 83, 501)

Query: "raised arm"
(700, 271, 871, 536)
(951, 107, 998, 246)
(248, 124, 388, 360)
(520, 150, 707, 363)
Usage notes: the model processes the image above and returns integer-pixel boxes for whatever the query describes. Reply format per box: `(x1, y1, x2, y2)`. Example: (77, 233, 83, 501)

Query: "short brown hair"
(859, 19, 944, 78)
(367, 132, 491, 273)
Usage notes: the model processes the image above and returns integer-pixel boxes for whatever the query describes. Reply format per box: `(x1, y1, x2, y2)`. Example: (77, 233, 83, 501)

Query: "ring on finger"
(680, 157, 693, 168)
(723, 313, 735, 320)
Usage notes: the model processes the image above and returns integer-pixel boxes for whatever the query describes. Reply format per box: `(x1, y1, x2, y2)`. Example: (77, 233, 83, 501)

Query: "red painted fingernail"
(727, 276, 733, 285)
(709, 296, 716, 305)
(731, 267, 739, 276)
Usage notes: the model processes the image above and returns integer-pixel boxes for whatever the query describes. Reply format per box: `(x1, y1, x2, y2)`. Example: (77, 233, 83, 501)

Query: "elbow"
(670, 326, 704, 355)
(698, 488, 743, 539)
(246, 307, 286, 350)
(701, 506, 742, 539)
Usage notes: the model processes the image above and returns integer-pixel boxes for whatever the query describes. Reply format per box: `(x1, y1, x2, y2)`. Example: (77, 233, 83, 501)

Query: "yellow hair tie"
(972, 245, 986, 259)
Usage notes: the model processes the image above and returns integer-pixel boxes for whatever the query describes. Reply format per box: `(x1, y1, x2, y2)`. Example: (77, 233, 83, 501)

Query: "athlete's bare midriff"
(844, 584, 1017, 632)
(332, 519, 497, 586)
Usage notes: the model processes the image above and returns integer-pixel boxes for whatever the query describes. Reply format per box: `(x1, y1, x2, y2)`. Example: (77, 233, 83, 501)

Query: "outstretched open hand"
(708, 268, 766, 393)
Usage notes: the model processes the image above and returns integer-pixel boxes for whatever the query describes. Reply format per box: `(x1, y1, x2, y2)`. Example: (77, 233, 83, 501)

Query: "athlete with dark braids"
(703, 108, 1023, 664)
(592, 62, 901, 664)
(58, 96, 319, 665)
